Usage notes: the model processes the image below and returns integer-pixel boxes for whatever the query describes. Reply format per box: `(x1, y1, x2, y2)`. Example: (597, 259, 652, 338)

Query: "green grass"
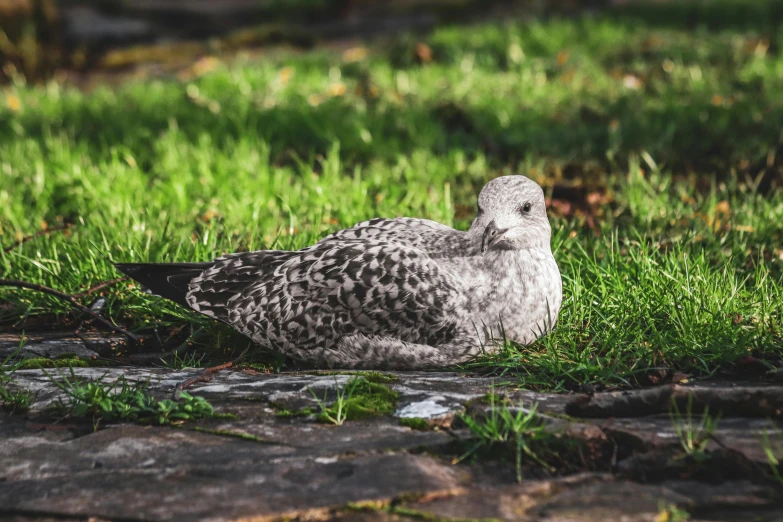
(670, 396, 721, 462)
(656, 503, 691, 522)
(457, 398, 551, 483)
(1, 1, 782, 389)
(49, 370, 215, 425)
(760, 426, 783, 487)
(455, 396, 615, 482)
(310, 376, 399, 424)
(159, 350, 206, 370)
(0, 344, 35, 411)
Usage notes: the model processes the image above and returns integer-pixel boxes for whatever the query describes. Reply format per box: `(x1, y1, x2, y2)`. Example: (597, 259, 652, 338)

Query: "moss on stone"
(275, 407, 315, 418)
(234, 362, 277, 373)
(16, 357, 90, 369)
(343, 379, 399, 420)
(399, 417, 432, 431)
(344, 499, 391, 512)
(318, 378, 399, 422)
(353, 371, 400, 384)
(211, 412, 239, 420)
(476, 391, 508, 405)
(308, 370, 400, 384)
(193, 427, 274, 443)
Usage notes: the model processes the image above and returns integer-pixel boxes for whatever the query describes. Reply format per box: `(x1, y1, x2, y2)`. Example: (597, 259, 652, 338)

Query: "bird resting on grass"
(116, 175, 562, 369)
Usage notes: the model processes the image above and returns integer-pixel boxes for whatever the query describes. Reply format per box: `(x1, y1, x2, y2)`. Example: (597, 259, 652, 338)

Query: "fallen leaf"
(736, 355, 765, 369)
(343, 47, 368, 62)
(623, 74, 642, 89)
(546, 198, 573, 216)
(416, 42, 433, 63)
(329, 83, 346, 97)
(191, 56, 218, 76)
(278, 66, 294, 85)
(6, 94, 21, 112)
(586, 191, 611, 206)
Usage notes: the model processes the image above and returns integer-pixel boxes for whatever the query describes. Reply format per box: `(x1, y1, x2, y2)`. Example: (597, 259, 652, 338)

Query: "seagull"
(116, 175, 562, 369)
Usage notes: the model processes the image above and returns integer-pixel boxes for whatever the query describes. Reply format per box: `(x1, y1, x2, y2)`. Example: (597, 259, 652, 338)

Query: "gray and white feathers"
(116, 175, 562, 369)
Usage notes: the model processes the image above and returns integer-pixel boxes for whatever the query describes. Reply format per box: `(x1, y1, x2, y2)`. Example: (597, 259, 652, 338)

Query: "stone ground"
(1, 356, 783, 522)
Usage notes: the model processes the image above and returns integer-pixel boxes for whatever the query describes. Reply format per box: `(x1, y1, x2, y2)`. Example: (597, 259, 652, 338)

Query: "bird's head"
(469, 175, 552, 253)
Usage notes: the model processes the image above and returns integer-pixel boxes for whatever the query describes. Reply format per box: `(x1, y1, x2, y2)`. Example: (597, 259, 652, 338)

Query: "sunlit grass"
(1, 3, 781, 387)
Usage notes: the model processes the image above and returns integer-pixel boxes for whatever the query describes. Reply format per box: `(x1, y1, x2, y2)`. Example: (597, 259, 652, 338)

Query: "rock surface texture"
(1, 367, 782, 522)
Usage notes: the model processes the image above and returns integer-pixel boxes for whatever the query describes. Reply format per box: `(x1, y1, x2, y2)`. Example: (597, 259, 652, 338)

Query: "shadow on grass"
(607, 0, 783, 33)
(3, 83, 783, 186)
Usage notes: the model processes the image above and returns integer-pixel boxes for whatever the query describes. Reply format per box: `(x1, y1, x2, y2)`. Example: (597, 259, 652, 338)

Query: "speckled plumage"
(118, 175, 562, 369)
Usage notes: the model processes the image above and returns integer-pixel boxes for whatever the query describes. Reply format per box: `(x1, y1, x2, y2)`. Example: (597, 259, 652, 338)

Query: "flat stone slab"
(4, 367, 571, 420)
(0, 332, 110, 360)
(0, 420, 462, 521)
(2, 367, 783, 521)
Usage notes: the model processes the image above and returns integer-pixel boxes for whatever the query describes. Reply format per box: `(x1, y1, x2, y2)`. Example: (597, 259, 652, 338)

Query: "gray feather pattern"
(185, 176, 563, 369)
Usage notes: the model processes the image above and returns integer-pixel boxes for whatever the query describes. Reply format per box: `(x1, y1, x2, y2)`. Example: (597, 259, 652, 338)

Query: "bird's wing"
(185, 239, 467, 352)
(185, 250, 295, 322)
(318, 218, 463, 254)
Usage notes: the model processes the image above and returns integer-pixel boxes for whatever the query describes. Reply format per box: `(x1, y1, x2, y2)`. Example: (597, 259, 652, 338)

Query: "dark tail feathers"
(115, 262, 213, 307)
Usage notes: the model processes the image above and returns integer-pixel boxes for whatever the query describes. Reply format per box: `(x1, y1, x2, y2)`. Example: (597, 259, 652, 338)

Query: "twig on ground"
(171, 347, 247, 398)
(0, 279, 139, 341)
(2, 224, 73, 253)
(73, 277, 129, 298)
(174, 362, 233, 399)
(71, 277, 131, 353)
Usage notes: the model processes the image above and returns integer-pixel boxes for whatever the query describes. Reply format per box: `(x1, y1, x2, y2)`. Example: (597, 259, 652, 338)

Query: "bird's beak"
(481, 220, 509, 253)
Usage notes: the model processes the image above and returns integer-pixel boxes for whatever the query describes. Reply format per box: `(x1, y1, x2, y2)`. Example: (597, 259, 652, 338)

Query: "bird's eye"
(520, 202, 532, 214)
